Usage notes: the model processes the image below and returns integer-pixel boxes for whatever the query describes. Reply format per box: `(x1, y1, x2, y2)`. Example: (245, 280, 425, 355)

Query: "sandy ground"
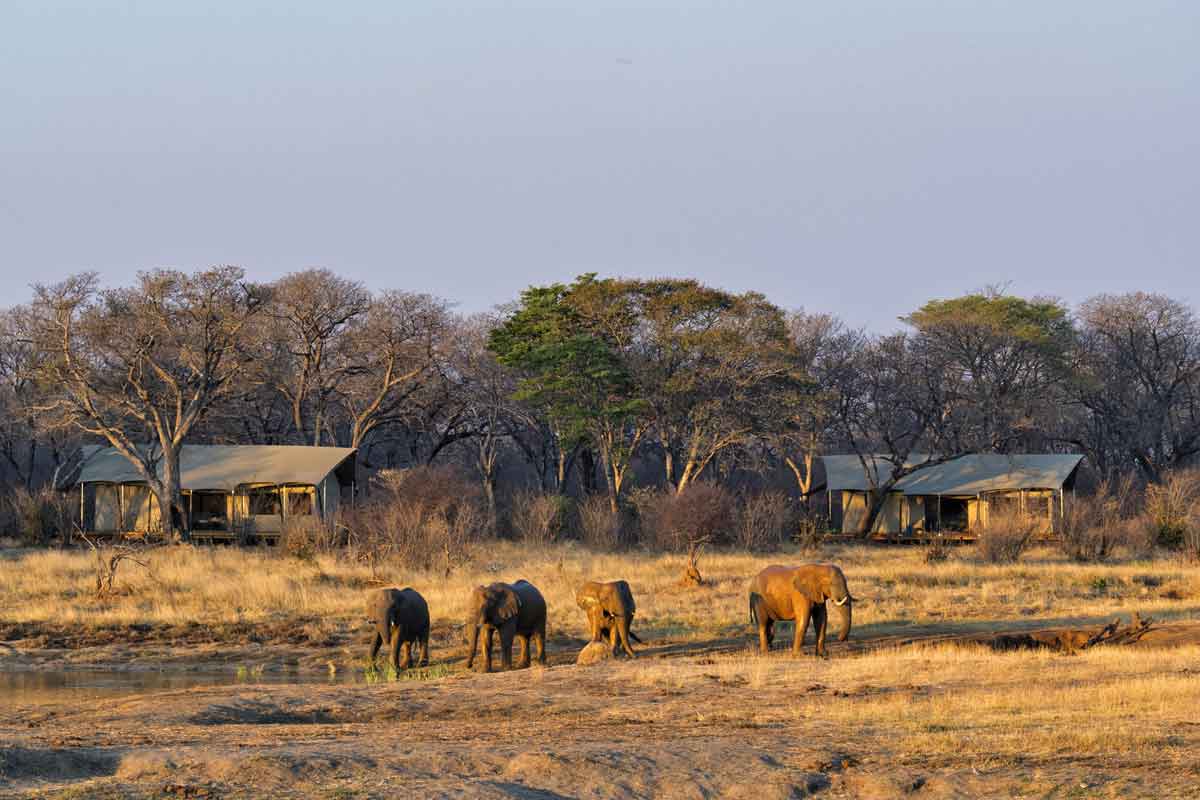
(5, 619, 1200, 799)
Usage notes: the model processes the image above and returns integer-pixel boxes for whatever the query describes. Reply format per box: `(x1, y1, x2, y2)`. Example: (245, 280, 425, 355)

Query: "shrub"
(923, 535, 950, 564)
(279, 516, 342, 561)
(3, 486, 76, 546)
(577, 495, 631, 551)
(732, 491, 794, 551)
(635, 483, 734, 553)
(792, 508, 827, 553)
(975, 509, 1038, 564)
(1058, 475, 1142, 562)
(508, 490, 570, 547)
(1143, 470, 1200, 554)
(344, 465, 485, 576)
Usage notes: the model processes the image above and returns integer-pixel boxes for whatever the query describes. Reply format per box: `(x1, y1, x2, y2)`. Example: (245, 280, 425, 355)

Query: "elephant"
(367, 587, 431, 671)
(464, 579, 547, 672)
(747, 563, 853, 656)
(575, 580, 642, 658)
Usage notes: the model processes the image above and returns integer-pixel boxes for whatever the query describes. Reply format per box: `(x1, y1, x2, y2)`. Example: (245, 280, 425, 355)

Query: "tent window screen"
(247, 488, 281, 516)
(287, 491, 314, 517)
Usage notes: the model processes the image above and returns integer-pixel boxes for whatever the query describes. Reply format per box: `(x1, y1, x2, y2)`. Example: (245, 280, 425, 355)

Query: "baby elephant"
(367, 587, 431, 671)
(575, 580, 641, 658)
(465, 579, 547, 672)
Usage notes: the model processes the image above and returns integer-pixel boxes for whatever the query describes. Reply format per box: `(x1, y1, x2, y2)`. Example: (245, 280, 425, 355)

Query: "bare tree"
(336, 290, 450, 452)
(264, 269, 370, 445)
(1068, 293, 1200, 481)
(26, 268, 266, 538)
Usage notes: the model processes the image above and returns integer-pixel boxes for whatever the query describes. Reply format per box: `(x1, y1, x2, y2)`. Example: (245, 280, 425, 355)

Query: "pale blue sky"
(2, 1, 1197, 327)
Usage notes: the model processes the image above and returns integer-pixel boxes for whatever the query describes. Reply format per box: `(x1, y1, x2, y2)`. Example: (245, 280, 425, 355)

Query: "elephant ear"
(792, 574, 825, 604)
(489, 587, 521, 624)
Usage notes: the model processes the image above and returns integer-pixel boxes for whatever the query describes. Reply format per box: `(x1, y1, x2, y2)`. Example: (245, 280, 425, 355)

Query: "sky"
(2, 1, 1197, 329)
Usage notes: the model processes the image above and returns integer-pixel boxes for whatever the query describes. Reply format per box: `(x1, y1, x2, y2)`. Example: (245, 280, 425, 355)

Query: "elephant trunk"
(833, 597, 852, 642)
(831, 571, 853, 642)
(466, 622, 480, 667)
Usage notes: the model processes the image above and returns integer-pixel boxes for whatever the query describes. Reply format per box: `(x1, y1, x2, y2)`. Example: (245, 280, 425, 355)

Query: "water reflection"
(0, 668, 360, 705)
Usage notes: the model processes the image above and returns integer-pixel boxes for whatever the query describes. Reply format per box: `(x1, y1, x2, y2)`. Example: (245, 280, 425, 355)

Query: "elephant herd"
(366, 563, 855, 673)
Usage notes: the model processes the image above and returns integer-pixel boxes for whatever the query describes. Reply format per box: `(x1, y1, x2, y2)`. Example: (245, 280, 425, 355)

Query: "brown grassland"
(3, 541, 1200, 798)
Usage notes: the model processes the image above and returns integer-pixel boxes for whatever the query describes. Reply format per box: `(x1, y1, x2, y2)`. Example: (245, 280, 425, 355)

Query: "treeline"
(1, 267, 1198, 541)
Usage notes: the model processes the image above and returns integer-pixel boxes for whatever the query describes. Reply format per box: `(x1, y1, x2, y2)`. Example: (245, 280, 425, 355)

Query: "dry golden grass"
(2, 541, 1197, 642)
(622, 641, 1200, 766)
(4, 542, 1200, 796)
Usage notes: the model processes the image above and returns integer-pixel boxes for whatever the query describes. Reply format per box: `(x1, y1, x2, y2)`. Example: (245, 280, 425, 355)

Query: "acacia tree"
(903, 291, 1074, 452)
(489, 278, 647, 511)
(26, 268, 267, 538)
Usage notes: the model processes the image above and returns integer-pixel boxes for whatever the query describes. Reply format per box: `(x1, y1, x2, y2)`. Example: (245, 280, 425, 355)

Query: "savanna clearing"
(3, 542, 1200, 798)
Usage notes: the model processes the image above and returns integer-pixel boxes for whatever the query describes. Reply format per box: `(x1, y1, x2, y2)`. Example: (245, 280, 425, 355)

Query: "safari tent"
(818, 454, 1084, 537)
(73, 445, 357, 542)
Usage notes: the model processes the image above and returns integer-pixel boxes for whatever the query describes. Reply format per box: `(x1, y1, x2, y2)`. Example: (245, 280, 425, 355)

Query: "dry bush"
(345, 465, 485, 576)
(279, 516, 343, 561)
(732, 491, 794, 551)
(1059, 475, 1145, 562)
(975, 508, 1038, 564)
(509, 490, 570, 547)
(923, 535, 950, 564)
(1142, 470, 1200, 555)
(635, 483, 734, 553)
(577, 495, 631, 551)
(3, 486, 76, 546)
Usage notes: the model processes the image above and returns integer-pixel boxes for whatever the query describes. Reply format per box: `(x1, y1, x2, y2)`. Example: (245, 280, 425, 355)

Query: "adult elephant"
(367, 587, 431, 671)
(465, 579, 547, 672)
(575, 580, 642, 658)
(748, 564, 853, 656)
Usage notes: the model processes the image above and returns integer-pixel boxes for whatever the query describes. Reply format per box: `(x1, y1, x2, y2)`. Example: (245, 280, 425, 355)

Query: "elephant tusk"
(833, 596, 850, 606)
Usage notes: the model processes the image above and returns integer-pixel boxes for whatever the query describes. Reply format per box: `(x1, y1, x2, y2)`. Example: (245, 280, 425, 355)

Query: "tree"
(903, 290, 1074, 452)
(772, 311, 859, 502)
(1068, 293, 1200, 481)
(828, 333, 976, 536)
(335, 290, 450, 452)
(264, 269, 370, 445)
(26, 268, 267, 538)
(489, 277, 647, 511)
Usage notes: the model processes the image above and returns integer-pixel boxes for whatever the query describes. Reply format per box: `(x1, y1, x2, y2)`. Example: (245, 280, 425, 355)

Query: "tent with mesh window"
(72, 445, 357, 543)
(817, 454, 1084, 537)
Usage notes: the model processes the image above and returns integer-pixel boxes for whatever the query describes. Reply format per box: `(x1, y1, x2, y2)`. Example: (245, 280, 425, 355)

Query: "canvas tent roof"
(819, 454, 1083, 496)
(75, 445, 356, 491)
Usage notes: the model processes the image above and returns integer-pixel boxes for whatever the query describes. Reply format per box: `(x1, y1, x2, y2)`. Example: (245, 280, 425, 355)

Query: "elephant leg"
(518, 634, 532, 668)
(752, 596, 771, 654)
(483, 627, 496, 673)
(536, 620, 548, 665)
(400, 640, 413, 670)
(793, 604, 811, 656)
(765, 619, 775, 649)
(617, 615, 636, 658)
(389, 627, 402, 670)
(499, 626, 516, 670)
(369, 631, 383, 665)
(813, 604, 829, 657)
(419, 634, 430, 667)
